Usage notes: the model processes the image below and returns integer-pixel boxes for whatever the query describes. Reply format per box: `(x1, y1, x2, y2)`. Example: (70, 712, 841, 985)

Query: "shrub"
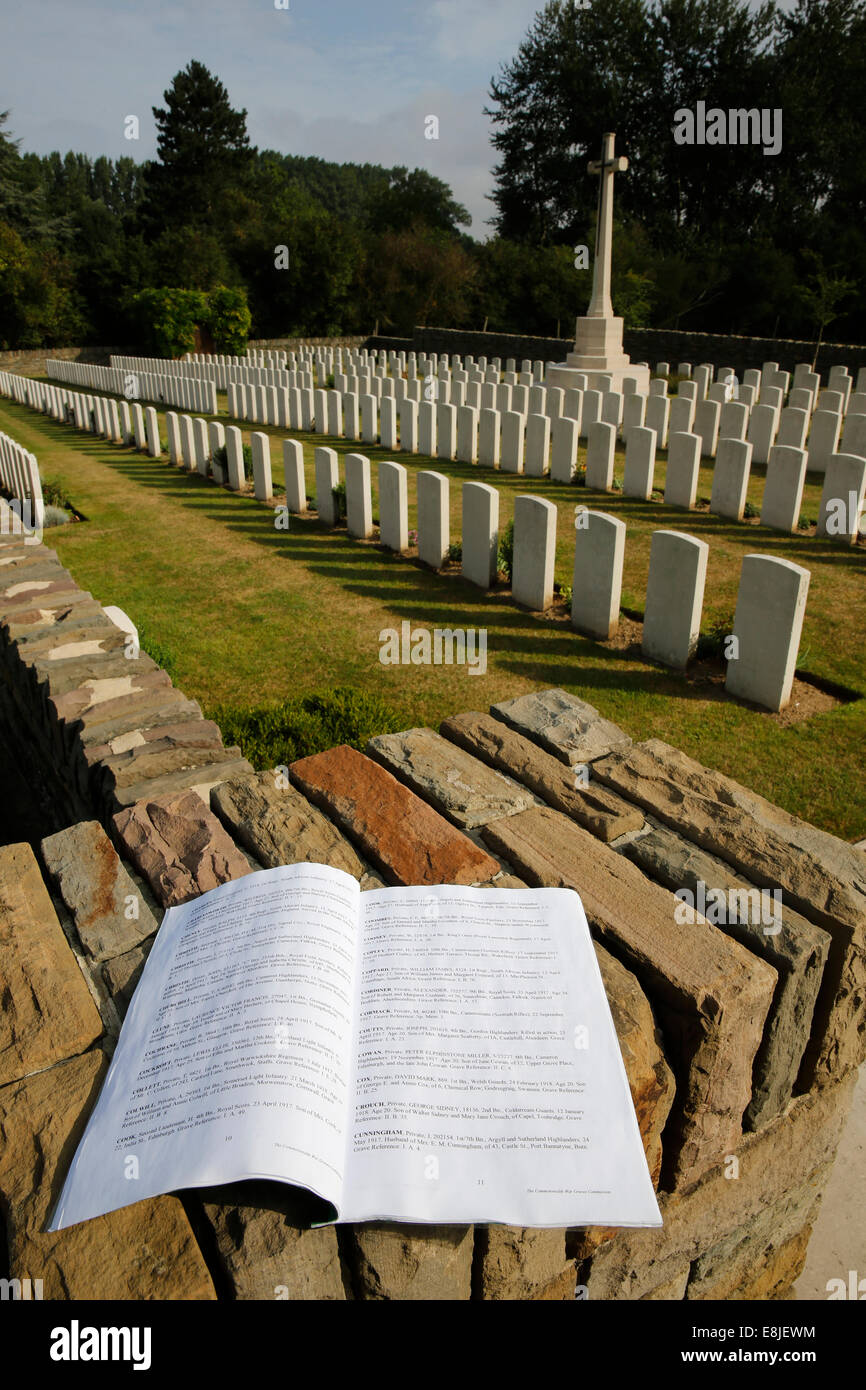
(331, 481, 347, 520)
(798, 514, 815, 530)
(43, 504, 71, 527)
(212, 687, 404, 770)
(447, 542, 462, 562)
(206, 286, 251, 355)
(743, 501, 760, 519)
(498, 517, 514, 581)
(41, 477, 74, 510)
(132, 285, 251, 358)
(695, 615, 735, 662)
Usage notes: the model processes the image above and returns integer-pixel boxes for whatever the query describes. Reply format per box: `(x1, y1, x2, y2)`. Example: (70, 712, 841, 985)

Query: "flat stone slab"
(367, 727, 536, 829)
(34, 650, 165, 697)
(203, 1190, 346, 1299)
(0, 1050, 215, 1299)
(347, 1223, 473, 1299)
(474, 1227, 575, 1300)
(595, 943, 675, 1187)
(101, 939, 154, 1021)
(481, 806, 778, 1188)
(109, 754, 255, 812)
(290, 745, 500, 886)
(85, 717, 222, 763)
(113, 789, 254, 908)
(623, 819, 831, 1128)
(490, 688, 632, 766)
(592, 738, 866, 1084)
(0, 842, 102, 1086)
(211, 769, 364, 877)
(3, 596, 105, 642)
(57, 680, 192, 742)
(78, 694, 203, 749)
(98, 736, 236, 788)
(441, 711, 643, 843)
(41, 820, 161, 962)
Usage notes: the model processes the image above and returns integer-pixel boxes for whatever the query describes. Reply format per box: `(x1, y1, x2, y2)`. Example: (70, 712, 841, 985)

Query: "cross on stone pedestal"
(586, 134, 629, 320)
(546, 131, 649, 395)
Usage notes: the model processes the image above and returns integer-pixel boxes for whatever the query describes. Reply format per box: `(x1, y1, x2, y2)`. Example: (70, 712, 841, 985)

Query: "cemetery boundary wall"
(372, 327, 866, 378)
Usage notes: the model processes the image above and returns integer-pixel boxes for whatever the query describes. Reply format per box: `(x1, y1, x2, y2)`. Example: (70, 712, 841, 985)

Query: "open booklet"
(50, 863, 662, 1231)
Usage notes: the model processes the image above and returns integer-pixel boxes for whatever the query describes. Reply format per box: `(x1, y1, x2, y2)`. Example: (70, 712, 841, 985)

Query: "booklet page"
(50, 863, 360, 1229)
(343, 884, 661, 1228)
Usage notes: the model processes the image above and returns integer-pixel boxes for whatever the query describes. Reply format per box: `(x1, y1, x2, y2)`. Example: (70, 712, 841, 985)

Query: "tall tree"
(144, 61, 253, 234)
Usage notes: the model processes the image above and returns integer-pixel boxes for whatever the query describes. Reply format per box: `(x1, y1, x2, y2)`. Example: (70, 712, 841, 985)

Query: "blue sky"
(1, 0, 797, 239)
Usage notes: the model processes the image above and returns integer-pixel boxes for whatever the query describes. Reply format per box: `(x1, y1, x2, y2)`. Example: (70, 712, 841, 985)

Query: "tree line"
(1, 0, 864, 353)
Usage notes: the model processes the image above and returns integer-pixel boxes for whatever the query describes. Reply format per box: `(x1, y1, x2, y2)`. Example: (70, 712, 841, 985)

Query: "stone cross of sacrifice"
(586, 132, 629, 320)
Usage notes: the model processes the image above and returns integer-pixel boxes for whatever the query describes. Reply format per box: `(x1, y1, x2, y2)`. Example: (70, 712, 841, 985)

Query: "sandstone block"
(440, 710, 643, 843)
(0, 843, 102, 1086)
(348, 1223, 473, 1300)
(576, 1074, 854, 1300)
(0, 1050, 215, 1299)
(475, 1227, 575, 1300)
(210, 769, 364, 877)
(113, 789, 254, 908)
(290, 745, 499, 886)
(623, 820, 831, 1128)
(367, 726, 536, 829)
(40, 820, 161, 961)
(203, 1193, 345, 1300)
(490, 688, 631, 766)
(481, 806, 778, 1187)
(591, 739, 866, 1082)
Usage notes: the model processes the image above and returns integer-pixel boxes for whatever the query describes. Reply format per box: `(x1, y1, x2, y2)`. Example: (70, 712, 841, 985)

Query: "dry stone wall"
(0, 517, 863, 1299)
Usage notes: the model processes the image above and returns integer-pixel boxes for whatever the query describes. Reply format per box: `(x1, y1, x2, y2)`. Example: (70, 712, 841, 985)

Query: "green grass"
(2, 390, 864, 841)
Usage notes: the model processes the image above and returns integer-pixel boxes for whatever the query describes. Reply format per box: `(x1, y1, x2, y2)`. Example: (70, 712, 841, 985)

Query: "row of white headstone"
(0, 372, 164, 458)
(0, 427, 44, 535)
(0, 374, 813, 713)
(278, 441, 808, 714)
(47, 359, 217, 414)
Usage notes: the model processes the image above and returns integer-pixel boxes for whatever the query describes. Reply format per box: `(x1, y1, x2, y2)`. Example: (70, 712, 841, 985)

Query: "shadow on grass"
(12, 408, 866, 710)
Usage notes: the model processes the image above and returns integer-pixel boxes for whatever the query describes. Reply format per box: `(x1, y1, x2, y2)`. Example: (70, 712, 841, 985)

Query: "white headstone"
(622, 425, 657, 500)
(525, 413, 551, 477)
(726, 556, 810, 711)
(585, 420, 617, 492)
(456, 406, 479, 464)
(379, 460, 408, 552)
(315, 447, 340, 525)
(501, 412, 526, 473)
(710, 437, 753, 521)
(417, 471, 450, 569)
(462, 481, 499, 588)
(642, 530, 708, 669)
(760, 445, 807, 534)
(250, 431, 273, 501)
(694, 399, 721, 459)
(550, 415, 579, 483)
(345, 453, 373, 538)
(283, 440, 306, 513)
(571, 509, 625, 640)
(437, 403, 457, 461)
(817, 454, 866, 545)
(478, 408, 501, 468)
(807, 410, 842, 473)
(664, 432, 701, 509)
(512, 495, 557, 610)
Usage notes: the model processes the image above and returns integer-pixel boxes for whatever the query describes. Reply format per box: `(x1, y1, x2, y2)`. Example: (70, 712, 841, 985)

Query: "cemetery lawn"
(3, 394, 864, 842)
